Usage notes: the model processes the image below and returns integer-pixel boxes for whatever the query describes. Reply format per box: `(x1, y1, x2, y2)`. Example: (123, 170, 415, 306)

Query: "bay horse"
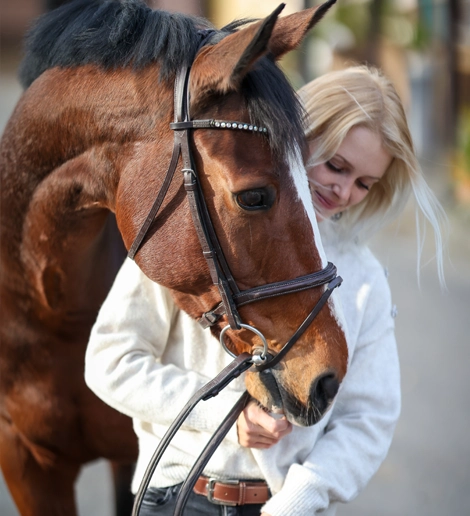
(0, 1, 348, 515)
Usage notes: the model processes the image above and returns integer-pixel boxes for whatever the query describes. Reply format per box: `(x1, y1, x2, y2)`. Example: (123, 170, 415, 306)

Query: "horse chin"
(246, 370, 330, 428)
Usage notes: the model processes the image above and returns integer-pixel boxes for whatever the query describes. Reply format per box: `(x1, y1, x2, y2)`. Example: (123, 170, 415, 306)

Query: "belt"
(193, 476, 270, 506)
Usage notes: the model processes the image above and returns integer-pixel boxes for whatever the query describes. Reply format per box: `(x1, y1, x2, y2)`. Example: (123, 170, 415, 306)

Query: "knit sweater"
(85, 222, 400, 516)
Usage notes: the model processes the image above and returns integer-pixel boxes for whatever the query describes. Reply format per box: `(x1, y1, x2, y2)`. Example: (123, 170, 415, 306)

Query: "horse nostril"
(320, 374, 340, 400)
(311, 373, 339, 413)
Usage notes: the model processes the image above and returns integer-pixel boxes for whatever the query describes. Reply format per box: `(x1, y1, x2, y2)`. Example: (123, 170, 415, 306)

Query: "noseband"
(129, 35, 343, 516)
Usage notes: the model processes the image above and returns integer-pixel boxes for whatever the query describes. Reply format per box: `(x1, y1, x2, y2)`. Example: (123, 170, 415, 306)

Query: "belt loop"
(238, 481, 245, 505)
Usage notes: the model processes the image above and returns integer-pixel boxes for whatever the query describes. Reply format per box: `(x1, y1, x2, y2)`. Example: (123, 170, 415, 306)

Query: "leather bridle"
(129, 35, 342, 516)
(128, 62, 341, 370)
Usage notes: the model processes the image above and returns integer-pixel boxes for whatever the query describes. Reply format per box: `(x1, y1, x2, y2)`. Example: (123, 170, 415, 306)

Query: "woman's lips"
(314, 190, 339, 211)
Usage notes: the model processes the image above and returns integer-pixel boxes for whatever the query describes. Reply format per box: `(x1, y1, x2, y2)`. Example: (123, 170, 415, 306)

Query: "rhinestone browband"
(210, 120, 268, 133)
(170, 119, 268, 134)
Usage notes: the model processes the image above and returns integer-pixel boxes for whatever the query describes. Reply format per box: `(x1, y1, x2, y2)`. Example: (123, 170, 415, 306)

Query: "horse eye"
(236, 189, 272, 211)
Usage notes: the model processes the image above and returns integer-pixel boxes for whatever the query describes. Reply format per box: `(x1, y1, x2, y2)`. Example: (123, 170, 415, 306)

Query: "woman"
(85, 65, 446, 515)
(299, 65, 445, 281)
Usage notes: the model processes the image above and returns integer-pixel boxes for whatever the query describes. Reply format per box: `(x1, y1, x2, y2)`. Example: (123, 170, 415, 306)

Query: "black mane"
(19, 0, 305, 158)
(19, 0, 211, 88)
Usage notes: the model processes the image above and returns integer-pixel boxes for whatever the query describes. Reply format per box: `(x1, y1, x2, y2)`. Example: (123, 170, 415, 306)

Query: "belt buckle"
(207, 477, 239, 506)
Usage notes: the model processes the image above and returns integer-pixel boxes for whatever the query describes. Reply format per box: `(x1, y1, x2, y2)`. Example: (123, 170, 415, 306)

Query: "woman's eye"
(326, 161, 342, 173)
(236, 189, 272, 211)
(358, 181, 370, 191)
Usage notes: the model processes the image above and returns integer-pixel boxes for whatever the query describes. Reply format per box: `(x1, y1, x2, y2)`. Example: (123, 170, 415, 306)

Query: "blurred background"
(1, 0, 469, 515)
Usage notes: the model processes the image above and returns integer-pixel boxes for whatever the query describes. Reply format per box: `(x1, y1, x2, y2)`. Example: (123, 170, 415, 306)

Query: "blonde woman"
(86, 66, 446, 515)
(299, 65, 446, 278)
(237, 66, 446, 515)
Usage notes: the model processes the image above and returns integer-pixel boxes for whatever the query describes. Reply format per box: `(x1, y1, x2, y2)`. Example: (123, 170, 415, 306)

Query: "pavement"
(1, 59, 469, 516)
(339, 206, 470, 516)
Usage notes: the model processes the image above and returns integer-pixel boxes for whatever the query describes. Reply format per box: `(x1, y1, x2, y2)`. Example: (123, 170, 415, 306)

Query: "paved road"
(1, 67, 469, 516)
(339, 209, 470, 516)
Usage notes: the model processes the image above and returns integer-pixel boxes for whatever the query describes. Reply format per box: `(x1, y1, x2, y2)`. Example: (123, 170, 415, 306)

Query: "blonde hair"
(298, 66, 446, 285)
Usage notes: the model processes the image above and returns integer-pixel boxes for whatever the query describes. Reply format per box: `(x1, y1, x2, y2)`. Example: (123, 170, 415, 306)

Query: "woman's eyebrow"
(333, 153, 352, 168)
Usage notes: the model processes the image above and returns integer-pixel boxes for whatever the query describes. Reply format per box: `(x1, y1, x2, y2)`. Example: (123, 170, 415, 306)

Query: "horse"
(0, 1, 348, 515)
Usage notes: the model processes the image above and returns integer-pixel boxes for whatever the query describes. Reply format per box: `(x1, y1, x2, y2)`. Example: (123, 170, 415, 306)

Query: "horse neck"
(0, 64, 172, 316)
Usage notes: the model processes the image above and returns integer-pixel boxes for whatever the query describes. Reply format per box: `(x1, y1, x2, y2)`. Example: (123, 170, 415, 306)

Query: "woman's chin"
(313, 204, 328, 222)
(314, 208, 333, 222)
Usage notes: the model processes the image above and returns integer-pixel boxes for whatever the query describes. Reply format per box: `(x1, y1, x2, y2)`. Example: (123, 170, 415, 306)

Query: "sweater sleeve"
(262, 269, 401, 516)
(84, 258, 243, 435)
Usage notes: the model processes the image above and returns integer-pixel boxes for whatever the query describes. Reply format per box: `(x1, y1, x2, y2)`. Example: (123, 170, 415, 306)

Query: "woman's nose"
(332, 179, 352, 202)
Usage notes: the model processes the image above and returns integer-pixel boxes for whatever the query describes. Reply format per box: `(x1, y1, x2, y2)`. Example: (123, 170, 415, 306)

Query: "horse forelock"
(18, 0, 305, 160)
(241, 58, 306, 160)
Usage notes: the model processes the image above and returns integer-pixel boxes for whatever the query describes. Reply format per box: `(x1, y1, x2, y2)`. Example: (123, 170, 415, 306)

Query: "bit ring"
(219, 323, 268, 364)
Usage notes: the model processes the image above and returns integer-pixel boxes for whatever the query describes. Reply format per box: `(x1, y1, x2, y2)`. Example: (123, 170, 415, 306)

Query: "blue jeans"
(138, 484, 264, 515)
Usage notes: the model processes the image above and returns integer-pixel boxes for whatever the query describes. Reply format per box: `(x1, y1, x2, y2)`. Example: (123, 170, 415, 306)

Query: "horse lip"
(258, 369, 283, 410)
(268, 373, 300, 424)
(258, 369, 326, 426)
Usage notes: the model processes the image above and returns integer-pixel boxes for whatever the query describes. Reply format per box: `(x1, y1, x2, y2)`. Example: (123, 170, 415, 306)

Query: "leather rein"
(129, 40, 342, 515)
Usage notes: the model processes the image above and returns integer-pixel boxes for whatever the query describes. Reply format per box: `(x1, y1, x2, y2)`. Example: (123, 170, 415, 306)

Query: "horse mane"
(19, 0, 210, 87)
(19, 0, 305, 158)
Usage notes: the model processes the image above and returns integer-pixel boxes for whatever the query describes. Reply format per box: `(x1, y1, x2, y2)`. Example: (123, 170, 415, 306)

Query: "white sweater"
(85, 224, 400, 516)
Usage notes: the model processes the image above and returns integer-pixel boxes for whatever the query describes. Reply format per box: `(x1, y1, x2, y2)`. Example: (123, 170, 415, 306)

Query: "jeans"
(138, 484, 264, 516)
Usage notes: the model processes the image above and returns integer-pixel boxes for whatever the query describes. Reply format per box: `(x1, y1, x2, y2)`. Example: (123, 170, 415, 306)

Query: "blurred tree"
(448, 0, 461, 146)
(365, 0, 383, 66)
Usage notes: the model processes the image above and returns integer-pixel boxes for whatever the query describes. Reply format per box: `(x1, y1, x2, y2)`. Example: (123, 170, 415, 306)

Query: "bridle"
(128, 66, 342, 371)
(129, 34, 342, 516)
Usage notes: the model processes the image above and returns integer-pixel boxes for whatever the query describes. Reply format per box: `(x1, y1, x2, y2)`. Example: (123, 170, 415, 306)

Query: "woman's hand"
(237, 400, 292, 449)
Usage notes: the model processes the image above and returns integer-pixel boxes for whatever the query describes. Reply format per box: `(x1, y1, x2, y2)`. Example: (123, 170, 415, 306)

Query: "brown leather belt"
(193, 476, 270, 506)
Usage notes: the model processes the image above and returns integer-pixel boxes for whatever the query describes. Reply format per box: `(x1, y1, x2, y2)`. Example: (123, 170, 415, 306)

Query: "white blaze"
(287, 148, 347, 335)
(288, 148, 327, 267)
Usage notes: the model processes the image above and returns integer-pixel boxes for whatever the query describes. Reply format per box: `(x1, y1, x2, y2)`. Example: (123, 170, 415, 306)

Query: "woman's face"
(307, 126, 392, 219)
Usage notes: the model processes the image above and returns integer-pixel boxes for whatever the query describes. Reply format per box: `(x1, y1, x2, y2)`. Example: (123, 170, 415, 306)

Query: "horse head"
(10, 0, 347, 427)
(116, 1, 348, 426)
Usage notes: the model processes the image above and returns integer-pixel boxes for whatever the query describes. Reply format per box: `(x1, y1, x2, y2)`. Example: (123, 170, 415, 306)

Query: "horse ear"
(190, 1, 336, 103)
(268, 0, 337, 59)
(190, 3, 285, 99)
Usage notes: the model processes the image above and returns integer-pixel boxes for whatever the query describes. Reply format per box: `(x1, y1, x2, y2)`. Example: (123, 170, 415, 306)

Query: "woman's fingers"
(237, 401, 292, 449)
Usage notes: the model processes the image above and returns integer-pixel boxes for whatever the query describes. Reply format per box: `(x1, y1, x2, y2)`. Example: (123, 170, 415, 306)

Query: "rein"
(131, 354, 253, 516)
(129, 42, 342, 516)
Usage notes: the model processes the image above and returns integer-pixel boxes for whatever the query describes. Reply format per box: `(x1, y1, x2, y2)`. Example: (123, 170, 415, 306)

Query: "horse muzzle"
(249, 366, 340, 427)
